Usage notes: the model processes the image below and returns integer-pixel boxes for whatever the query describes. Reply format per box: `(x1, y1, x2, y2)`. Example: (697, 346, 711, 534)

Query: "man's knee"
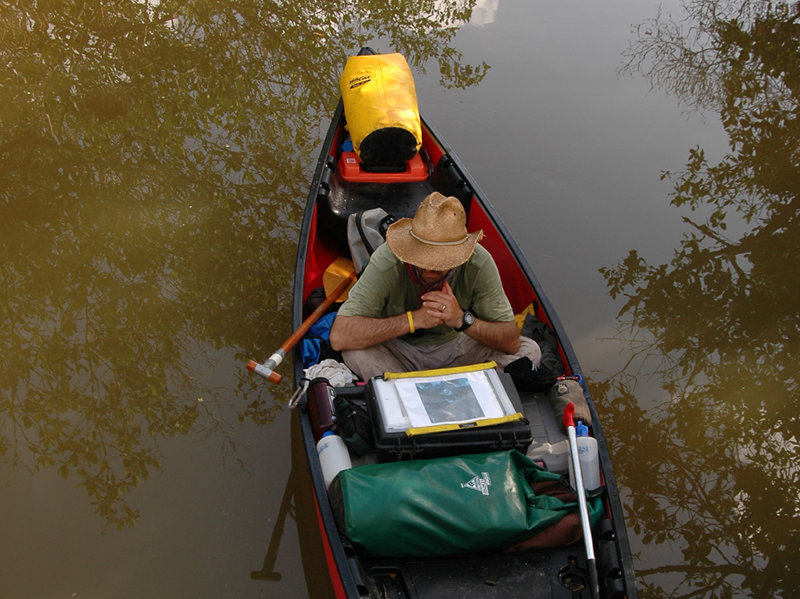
(342, 345, 403, 381)
(518, 336, 541, 366)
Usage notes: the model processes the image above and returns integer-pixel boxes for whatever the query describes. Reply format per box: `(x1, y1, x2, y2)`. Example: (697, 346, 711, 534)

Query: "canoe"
(284, 51, 639, 599)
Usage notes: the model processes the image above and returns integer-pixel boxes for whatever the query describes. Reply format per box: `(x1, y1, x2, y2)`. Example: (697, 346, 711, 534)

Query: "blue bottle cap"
(576, 421, 589, 437)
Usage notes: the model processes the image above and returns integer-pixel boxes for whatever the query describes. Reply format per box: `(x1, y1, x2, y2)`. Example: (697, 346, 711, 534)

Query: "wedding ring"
(441, 304, 445, 311)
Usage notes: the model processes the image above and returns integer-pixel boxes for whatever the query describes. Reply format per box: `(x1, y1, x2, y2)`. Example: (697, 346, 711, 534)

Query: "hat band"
(409, 229, 469, 246)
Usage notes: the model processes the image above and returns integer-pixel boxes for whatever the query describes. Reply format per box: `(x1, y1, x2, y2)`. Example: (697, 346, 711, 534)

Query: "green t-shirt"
(337, 243, 514, 346)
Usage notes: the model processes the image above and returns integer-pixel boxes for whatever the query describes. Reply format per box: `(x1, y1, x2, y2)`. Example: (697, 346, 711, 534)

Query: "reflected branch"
(605, 1, 800, 597)
(1, 0, 491, 526)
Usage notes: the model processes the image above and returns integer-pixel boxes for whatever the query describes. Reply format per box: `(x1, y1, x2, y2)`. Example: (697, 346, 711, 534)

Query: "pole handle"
(278, 270, 355, 355)
(563, 401, 575, 429)
(565, 400, 600, 599)
(247, 359, 283, 383)
(246, 263, 356, 385)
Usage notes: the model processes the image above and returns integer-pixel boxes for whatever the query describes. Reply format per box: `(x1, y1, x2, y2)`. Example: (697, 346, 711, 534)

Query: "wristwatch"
(455, 309, 475, 332)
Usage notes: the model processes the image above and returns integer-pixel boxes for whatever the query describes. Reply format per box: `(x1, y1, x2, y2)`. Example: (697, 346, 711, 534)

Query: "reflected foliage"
(0, 0, 489, 526)
(605, 1, 800, 597)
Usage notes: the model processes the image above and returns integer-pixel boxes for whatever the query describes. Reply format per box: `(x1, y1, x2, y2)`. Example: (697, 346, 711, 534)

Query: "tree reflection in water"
(0, 0, 489, 528)
(600, 1, 799, 597)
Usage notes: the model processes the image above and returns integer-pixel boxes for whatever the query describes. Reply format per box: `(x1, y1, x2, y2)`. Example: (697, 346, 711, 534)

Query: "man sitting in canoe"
(329, 192, 541, 380)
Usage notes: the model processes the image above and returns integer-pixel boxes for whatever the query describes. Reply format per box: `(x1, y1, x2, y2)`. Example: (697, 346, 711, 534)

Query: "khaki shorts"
(342, 335, 541, 381)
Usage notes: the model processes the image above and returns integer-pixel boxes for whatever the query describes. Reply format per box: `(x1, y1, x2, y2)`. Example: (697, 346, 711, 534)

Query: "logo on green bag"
(461, 472, 491, 496)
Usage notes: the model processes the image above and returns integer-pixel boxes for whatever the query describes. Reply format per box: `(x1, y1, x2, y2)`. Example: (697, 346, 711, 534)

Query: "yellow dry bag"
(339, 53, 422, 166)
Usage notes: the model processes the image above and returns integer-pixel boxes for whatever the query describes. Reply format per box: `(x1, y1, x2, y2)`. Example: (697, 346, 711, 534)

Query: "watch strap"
(455, 310, 474, 332)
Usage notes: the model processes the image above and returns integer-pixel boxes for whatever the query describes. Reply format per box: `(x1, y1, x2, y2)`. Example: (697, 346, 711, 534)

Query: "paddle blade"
(323, 257, 356, 301)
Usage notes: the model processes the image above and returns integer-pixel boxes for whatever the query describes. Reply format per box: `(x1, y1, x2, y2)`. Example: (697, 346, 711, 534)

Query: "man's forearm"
(462, 319, 521, 355)
(330, 311, 520, 355)
(329, 314, 411, 351)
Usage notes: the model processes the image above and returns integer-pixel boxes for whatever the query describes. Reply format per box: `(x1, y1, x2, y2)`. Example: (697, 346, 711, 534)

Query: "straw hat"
(385, 192, 483, 271)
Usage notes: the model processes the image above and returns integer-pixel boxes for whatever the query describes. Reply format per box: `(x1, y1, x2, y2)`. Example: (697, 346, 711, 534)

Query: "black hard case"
(366, 372, 532, 462)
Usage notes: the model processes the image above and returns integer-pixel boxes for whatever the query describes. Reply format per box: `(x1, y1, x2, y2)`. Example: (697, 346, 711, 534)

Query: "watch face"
(456, 310, 474, 331)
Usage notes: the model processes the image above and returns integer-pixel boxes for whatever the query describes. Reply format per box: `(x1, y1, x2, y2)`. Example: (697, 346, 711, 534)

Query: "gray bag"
(346, 208, 396, 275)
(549, 378, 592, 430)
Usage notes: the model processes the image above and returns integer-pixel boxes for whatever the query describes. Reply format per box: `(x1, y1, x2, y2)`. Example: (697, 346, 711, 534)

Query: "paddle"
(564, 401, 601, 599)
(247, 257, 356, 384)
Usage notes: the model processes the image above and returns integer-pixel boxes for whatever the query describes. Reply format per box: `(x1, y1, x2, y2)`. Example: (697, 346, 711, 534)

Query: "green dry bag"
(329, 450, 602, 557)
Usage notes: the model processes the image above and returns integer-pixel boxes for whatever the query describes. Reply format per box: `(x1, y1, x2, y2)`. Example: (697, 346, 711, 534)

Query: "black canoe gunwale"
(290, 97, 638, 598)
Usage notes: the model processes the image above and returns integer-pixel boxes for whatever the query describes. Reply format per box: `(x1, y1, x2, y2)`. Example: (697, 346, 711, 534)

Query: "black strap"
(355, 212, 396, 255)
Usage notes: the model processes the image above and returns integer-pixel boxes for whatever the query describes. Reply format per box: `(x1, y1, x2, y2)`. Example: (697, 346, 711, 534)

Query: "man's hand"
(420, 281, 462, 329)
(330, 281, 520, 354)
(329, 283, 454, 350)
(422, 282, 520, 354)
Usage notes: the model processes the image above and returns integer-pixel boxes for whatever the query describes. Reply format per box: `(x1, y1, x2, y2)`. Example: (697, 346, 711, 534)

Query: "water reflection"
(0, 0, 489, 528)
(250, 410, 336, 597)
(600, 1, 800, 597)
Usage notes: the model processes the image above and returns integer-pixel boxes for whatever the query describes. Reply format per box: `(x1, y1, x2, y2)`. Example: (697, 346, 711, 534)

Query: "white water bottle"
(575, 421, 601, 491)
(316, 431, 352, 488)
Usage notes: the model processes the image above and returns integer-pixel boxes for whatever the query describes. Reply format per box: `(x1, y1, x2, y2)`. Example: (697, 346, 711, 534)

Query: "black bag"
(505, 314, 565, 392)
(333, 390, 373, 457)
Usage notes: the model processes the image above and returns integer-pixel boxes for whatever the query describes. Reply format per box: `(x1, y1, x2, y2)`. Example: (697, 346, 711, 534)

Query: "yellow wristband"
(406, 311, 415, 333)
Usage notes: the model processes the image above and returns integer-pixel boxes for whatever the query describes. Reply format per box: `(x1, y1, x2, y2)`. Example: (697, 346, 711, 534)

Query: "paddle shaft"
(247, 269, 356, 383)
(564, 402, 600, 599)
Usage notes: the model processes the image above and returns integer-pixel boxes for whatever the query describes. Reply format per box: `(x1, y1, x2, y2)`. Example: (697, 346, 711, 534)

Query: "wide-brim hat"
(385, 192, 483, 271)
